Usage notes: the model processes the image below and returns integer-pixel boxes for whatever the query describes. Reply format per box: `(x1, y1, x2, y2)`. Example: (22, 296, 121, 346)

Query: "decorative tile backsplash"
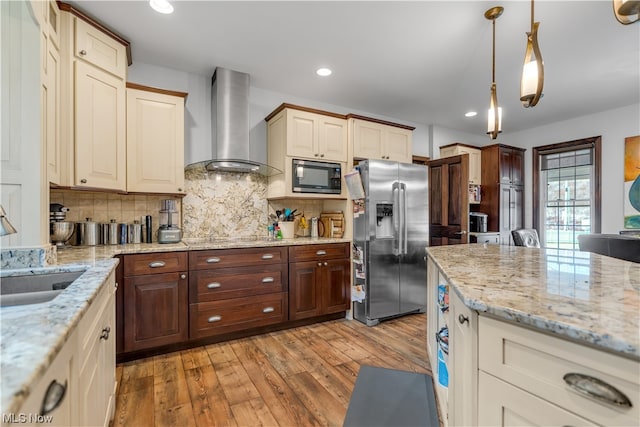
(49, 190, 182, 241)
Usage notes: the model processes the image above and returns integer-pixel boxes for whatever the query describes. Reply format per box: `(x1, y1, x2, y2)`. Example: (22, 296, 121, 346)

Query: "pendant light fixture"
(485, 6, 503, 140)
(520, 0, 544, 107)
(613, 0, 640, 24)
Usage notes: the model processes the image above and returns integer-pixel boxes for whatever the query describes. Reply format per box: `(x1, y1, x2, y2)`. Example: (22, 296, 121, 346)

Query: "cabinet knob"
(180, 274, 187, 280)
(178, 188, 183, 192)
(79, 49, 87, 56)
(458, 314, 469, 324)
(320, 154, 324, 158)
(314, 153, 319, 157)
(317, 262, 322, 267)
(100, 326, 110, 340)
(323, 262, 328, 266)
(80, 178, 87, 184)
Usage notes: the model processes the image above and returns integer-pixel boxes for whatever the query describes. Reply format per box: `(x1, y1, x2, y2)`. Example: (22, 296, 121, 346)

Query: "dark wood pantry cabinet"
(479, 144, 526, 245)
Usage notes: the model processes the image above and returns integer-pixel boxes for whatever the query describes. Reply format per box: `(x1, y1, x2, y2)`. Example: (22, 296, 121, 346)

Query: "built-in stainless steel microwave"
(292, 159, 342, 194)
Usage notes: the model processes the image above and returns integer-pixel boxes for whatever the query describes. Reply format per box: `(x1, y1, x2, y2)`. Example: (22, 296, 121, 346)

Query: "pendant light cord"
(492, 17, 496, 83)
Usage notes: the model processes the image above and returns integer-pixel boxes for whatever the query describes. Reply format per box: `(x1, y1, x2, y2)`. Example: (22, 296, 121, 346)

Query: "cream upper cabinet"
(59, 7, 128, 190)
(284, 108, 347, 162)
(44, 0, 62, 185)
(351, 117, 413, 163)
(74, 60, 126, 190)
(126, 85, 187, 194)
(440, 143, 482, 185)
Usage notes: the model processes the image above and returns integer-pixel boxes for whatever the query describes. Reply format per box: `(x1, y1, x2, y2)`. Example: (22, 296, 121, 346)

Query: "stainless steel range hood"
(190, 67, 278, 175)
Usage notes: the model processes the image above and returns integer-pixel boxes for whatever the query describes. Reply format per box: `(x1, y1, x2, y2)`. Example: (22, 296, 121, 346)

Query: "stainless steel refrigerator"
(352, 159, 429, 326)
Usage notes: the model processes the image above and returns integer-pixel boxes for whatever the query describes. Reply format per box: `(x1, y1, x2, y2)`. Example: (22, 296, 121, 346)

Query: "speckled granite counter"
(1, 258, 119, 414)
(1, 237, 350, 413)
(426, 244, 640, 360)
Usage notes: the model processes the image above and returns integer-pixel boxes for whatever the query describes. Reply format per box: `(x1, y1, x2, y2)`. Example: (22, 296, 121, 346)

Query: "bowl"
(50, 221, 75, 246)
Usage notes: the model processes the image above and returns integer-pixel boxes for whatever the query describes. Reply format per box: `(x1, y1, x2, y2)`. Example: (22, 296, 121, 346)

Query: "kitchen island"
(426, 244, 639, 427)
(0, 237, 349, 420)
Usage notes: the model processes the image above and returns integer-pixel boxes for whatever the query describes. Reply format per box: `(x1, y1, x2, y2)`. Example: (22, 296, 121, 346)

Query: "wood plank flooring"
(112, 313, 430, 427)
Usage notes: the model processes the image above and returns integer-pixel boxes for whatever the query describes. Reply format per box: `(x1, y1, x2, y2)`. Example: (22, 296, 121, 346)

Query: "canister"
(77, 218, 99, 246)
(129, 220, 142, 244)
(118, 223, 128, 244)
(107, 220, 119, 245)
(100, 223, 110, 245)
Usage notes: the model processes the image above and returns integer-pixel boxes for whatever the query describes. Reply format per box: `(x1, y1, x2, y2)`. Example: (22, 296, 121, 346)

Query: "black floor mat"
(343, 365, 440, 427)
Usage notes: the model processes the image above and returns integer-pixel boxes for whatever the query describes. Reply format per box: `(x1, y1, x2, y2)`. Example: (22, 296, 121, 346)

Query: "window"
(533, 137, 601, 250)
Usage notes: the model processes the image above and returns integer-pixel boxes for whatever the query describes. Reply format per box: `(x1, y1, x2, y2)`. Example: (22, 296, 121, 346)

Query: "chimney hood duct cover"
(189, 67, 280, 176)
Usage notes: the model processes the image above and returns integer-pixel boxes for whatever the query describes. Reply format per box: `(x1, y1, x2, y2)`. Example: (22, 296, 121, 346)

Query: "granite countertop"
(426, 244, 640, 360)
(1, 258, 119, 414)
(1, 236, 350, 413)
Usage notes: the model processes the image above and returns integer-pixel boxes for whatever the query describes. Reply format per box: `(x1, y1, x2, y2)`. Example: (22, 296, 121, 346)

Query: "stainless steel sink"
(0, 271, 84, 307)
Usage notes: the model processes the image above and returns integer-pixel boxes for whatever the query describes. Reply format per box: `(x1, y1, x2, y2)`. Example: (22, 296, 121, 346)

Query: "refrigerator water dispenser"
(376, 203, 394, 238)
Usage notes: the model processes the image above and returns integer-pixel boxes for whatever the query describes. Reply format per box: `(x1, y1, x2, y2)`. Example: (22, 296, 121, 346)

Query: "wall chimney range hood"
(187, 67, 279, 176)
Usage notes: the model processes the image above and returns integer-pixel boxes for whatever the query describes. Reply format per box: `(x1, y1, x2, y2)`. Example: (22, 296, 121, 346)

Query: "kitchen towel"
(343, 365, 439, 427)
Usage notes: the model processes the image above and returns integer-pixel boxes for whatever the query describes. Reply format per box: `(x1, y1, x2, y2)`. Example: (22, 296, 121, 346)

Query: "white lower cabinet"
(16, 335, 74, 426)
(478, 371, 597, 426)
(75, 272, 117, 427)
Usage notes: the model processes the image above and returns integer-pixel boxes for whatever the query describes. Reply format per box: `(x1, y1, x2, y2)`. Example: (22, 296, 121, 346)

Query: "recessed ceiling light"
(149, 0, 174, 14)
(316, 68, 332, 77)
(465, 111, 478, 118)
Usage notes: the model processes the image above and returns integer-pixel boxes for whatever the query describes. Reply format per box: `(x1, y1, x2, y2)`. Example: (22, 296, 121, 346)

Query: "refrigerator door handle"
(401, 182, 408, 255)
(392, 181, 401, 256)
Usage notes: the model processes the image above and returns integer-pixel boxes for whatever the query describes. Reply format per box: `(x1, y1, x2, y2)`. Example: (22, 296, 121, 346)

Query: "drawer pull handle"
(261, 254, 274, 259)
(207, 282, 221, 289)
(206, 257, 221, 263)
(458, 314, 469, 324)
(208, 315, 222, 323)
(263, 307, 275, 313)
(262, 277, 275, 283)
(316, 250, 327, 256)
(149, 261, 166, 268)
(41, 379, 67, 416)
(563, 373, 632, 408)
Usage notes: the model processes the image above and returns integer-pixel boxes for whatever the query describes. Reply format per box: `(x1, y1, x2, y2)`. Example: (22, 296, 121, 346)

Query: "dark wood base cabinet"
(122, 252, 189, 352)
(289, 244, 351, 321)
(117, 243, 350, 361)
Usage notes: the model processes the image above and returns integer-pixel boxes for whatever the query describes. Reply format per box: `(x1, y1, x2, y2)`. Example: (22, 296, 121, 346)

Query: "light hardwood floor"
(112, 313, 430, 427)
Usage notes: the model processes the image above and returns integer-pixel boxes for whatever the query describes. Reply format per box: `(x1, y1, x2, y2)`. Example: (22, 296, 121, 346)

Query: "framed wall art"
(624, 135, 640, 229)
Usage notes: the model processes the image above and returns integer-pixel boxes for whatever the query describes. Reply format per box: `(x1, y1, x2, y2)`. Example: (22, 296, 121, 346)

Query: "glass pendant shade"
(487, 83, 502, 139)
(613, 0, 640, 24)
(521, 4, 544, 107)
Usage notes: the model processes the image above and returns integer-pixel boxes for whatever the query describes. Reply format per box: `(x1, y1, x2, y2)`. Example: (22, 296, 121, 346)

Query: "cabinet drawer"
(189, 292, 288, 339)
(190, 264, 287, 302)
(288, 243, 349, 262)
(478, 316, 639, 426)
(189, 247, 287, 270)
(123, 252, 187, 276)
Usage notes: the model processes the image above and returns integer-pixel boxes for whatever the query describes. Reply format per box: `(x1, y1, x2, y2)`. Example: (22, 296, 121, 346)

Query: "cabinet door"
(317, 115, 347, 162)
(385, 127, 412, 163)
(478, 371, 596, 427)
(449, 291, 478, 427)
(466, 149, 482, 185)
(289, 261, 321, 320)
(126, 88, 185, 193)
(45, 41, 61, 185)
(353, 120, 384, 159)
(123, 272, 188, 352)
(510, 149, 524, 186)
(322, 258, 351, 314)
(74, 17, 126, 77)
(286, 110, 316, 159)
(499, 147, 513, 184)
(510, 186, 524, 232)
(499, 185, 512, 245)
(74, 61, 126, 190)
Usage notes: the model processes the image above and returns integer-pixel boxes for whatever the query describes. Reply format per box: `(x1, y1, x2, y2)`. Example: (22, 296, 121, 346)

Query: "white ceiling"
(69, 0, 639, 136)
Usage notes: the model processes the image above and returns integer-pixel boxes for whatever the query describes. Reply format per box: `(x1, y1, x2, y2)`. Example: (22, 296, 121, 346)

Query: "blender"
(157, 199, 182, 243)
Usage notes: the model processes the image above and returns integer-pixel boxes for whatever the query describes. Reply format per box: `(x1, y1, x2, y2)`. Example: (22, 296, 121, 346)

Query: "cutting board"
(320, 211, 345, 238)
